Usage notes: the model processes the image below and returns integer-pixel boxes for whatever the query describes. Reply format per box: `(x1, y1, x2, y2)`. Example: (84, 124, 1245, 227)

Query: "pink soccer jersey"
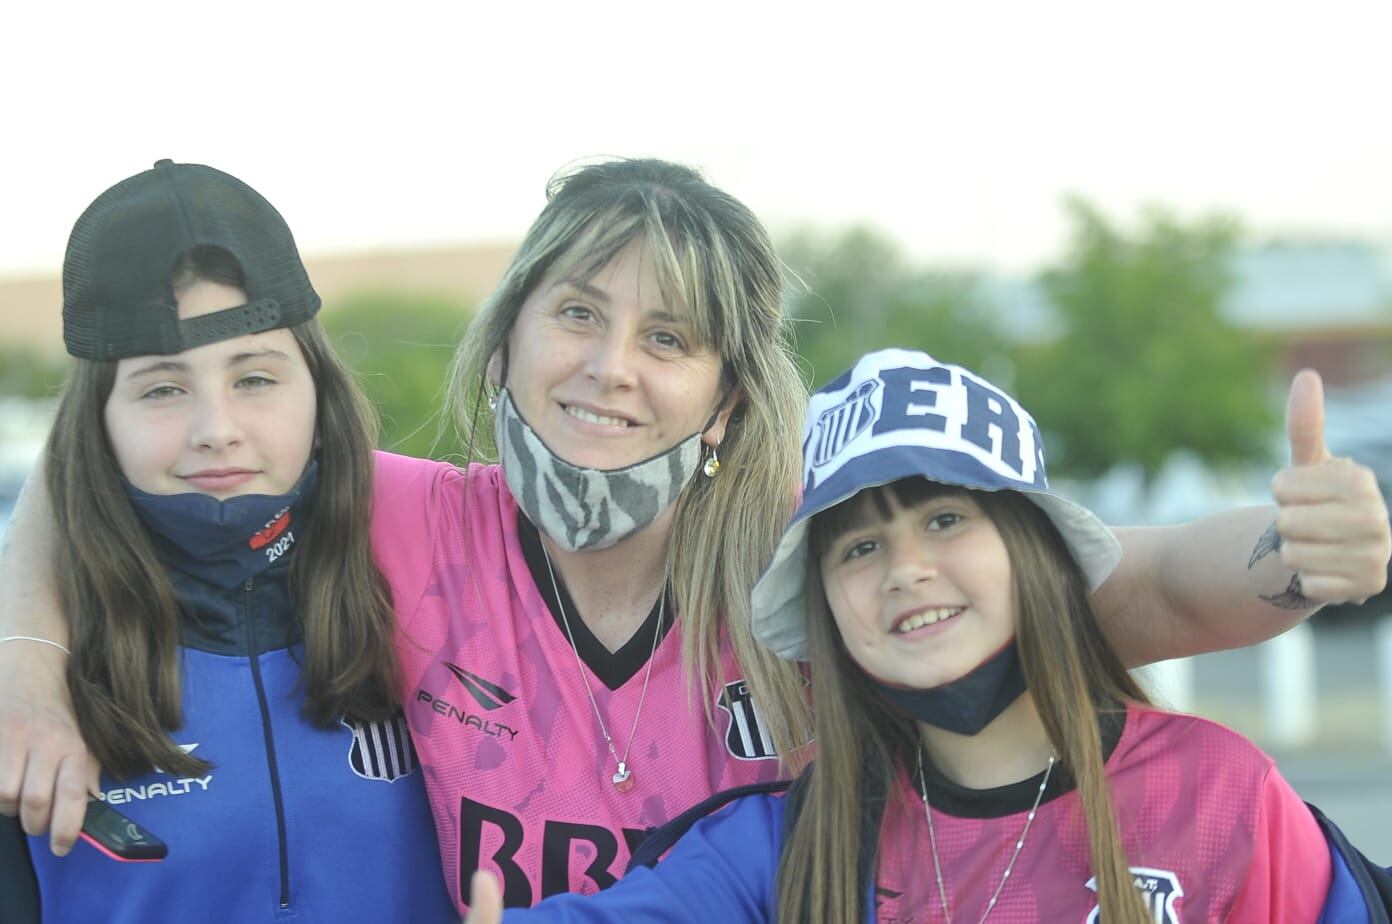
(873, 705, 1331, 923)
(370, 451, 783, 912)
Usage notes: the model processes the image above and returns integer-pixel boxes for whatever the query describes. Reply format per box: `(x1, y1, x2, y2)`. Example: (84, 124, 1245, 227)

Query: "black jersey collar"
(517, 511, 675, 691)
(915, 706, 1128, 819)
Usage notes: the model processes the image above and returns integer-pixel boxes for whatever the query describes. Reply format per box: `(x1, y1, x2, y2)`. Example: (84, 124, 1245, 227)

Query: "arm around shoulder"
(0, 459, 100, 855)
(368, 451, 460, 617)
(492, 793, 787, 923)
(0, 457, 67, 645)
(1095, 509, 1307, 666)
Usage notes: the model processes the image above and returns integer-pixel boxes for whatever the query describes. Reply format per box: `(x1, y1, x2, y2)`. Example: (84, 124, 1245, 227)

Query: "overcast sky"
(3, 0, 1389, 278)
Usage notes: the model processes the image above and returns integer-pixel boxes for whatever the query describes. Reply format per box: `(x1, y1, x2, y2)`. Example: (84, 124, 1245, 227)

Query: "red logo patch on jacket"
(249, 509, 291, 550)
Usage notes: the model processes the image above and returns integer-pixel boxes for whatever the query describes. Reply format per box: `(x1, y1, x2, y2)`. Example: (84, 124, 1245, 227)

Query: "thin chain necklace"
(541, 544, 664, 793)
(916, 747, 1056, 923)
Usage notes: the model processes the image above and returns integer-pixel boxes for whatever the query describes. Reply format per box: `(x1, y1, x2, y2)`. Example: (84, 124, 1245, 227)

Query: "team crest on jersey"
(809, 378, 880, 468)
(717, 680, 777, 760)
(343, 710, 419, 782)
(1085, 867, 1183, 923)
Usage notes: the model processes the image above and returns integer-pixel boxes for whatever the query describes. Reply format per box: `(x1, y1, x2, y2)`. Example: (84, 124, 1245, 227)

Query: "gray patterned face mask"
(493, 389, 704, 552)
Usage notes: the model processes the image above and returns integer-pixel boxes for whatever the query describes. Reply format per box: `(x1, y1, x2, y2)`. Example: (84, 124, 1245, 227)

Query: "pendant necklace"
(542, 545, 664, 793)
(916, 747, 1056, 923)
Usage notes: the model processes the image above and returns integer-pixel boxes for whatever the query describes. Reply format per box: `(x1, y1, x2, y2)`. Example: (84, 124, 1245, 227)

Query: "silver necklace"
(916, 747, 1056, 924)
(541, 545, 664, 793)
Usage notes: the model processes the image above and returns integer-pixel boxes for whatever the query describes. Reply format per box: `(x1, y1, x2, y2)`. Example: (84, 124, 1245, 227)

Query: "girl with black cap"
(0, 161, 454, 922)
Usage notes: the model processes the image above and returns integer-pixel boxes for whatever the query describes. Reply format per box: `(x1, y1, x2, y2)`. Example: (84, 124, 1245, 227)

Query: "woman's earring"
(488, 394, 498, 411)
(703, 445, 721, 478)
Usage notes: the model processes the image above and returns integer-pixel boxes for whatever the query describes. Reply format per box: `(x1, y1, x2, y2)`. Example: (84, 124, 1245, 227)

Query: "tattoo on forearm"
(1260, 573, 1316, 610)
(1248, 522, 1282, 569)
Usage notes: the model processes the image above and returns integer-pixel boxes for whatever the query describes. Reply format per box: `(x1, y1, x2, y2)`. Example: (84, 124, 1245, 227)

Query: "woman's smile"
(502, 237, 731, 471)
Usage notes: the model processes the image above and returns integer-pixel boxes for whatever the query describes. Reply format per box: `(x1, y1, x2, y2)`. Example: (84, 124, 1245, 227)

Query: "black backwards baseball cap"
(751, 348, 1123, 661)
(62, 160, 320, 360)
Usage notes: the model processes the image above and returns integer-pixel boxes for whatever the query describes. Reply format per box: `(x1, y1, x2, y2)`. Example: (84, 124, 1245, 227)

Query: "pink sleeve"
(370, 450, 453, 627)
(1226, 767, 1331, 924)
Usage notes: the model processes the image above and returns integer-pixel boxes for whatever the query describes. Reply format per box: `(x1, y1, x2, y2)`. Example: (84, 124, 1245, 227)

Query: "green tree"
(1015, 199, 1274, 480)
(781, 227, 1007, 387)
(321, 292, 471, 460)
(0, 347, 67, 399)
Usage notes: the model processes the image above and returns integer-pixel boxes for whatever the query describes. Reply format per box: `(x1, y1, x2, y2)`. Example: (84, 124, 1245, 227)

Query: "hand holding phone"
(79, 799, 167, 862)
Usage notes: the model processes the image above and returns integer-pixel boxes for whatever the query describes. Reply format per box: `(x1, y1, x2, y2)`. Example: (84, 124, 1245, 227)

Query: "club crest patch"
(717, 680, 777, 760)
(809, 378, 881, 468)
(343, 710, 419, 782)
(1085, 867, 1183, 923)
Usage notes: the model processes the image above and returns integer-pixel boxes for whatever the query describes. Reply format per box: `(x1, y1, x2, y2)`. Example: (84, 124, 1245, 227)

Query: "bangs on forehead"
(544, 200, 727, 356)
(808, 478, 967, 557)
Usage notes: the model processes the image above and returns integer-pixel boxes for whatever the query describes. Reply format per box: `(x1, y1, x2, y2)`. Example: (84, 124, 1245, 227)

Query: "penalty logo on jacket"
(342, 711, 418, 782)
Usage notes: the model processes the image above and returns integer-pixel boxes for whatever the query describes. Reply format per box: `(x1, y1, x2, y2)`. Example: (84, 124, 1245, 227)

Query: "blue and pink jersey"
(500, 704, 1332, 922)
(370, 452, 784, 912)
(872, 704, 1330, 923)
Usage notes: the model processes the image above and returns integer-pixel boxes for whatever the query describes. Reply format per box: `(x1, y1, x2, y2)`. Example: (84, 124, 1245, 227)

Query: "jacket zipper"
(245, 578, 292, 909)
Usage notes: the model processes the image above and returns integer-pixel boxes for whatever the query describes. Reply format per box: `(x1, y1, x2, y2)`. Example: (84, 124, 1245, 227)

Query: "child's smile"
(820, 486, 1016, 691)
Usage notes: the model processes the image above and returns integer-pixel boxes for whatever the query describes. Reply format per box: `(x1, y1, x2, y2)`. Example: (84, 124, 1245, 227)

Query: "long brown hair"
(47, 246, 399, 779)
(445, 159, 813, 759)
(776, 479, 1153, 923)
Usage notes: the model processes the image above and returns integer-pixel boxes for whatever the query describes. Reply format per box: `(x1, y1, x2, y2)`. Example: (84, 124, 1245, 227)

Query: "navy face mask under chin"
(869, 640, 1028, 736)
(124, 461, 318, 589)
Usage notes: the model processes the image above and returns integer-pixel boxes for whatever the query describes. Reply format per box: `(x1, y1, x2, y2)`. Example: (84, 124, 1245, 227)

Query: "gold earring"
(703, 445, 721, 478)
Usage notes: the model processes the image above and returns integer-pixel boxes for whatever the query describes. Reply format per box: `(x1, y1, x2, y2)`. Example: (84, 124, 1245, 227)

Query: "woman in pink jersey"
(2, 161, 1389, 915)
(464, 349, 1360, 923)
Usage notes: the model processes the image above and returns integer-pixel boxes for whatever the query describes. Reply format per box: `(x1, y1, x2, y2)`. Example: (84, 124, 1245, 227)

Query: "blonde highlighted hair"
(445, 158, 813, 758)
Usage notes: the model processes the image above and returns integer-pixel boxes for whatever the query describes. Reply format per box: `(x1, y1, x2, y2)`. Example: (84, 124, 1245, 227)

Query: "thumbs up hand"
(1269, 370, 1390, 605)
(1286, 369, 1332, 467)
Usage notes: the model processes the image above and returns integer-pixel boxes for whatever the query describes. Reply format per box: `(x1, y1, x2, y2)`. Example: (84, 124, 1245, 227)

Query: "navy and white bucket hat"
(751, 348, 1123, 661)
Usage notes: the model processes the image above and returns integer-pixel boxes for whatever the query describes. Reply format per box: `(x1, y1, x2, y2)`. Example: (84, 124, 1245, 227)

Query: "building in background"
(1229, 240, 1392, 386)
(985, 238, 1392, 384)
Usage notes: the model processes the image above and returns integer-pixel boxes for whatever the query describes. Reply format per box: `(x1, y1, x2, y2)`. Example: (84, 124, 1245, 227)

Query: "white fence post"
(1135, 657, 1195, 714)
(1262, 621, 1318, 749)
(1377, 616, 1392, 751)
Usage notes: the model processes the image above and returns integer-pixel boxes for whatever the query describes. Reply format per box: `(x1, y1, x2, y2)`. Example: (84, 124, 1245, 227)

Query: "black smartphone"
(79, 799, 167, 862)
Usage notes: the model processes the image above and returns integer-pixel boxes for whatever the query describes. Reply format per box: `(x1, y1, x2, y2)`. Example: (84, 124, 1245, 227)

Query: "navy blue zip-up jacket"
(7, 551, 454, 923)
